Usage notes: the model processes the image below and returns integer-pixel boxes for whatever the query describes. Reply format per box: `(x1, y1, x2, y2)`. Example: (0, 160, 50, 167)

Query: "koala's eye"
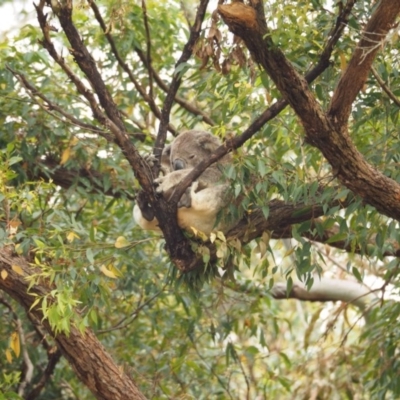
(173, 159, 186, 170)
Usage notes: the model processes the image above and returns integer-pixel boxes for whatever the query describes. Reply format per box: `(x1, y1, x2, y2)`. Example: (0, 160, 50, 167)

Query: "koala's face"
(169, 130, 222, 171)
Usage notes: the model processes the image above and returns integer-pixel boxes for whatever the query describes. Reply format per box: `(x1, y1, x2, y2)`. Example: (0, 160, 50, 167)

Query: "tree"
(0, 0, 399, 398)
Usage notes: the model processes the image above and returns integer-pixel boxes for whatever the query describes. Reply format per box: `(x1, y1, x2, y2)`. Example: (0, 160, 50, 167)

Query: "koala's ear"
(197, 133, 221, 153)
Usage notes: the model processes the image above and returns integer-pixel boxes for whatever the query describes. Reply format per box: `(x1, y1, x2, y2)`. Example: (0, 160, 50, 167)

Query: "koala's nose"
(173, 159, 186, 170)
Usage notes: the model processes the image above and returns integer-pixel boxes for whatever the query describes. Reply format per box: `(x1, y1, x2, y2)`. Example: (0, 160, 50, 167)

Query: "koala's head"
(168, 130, 227, 171)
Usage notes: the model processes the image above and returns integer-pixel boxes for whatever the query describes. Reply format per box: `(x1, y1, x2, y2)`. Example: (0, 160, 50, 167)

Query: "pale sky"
(0, 0, 35, 34)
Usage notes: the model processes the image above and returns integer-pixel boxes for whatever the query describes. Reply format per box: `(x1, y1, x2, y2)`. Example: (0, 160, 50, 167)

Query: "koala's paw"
(154, 175, 167, 193)
(144, 154, 158, 168)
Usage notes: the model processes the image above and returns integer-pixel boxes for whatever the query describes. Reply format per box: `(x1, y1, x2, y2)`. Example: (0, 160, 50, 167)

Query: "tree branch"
(88, 0, 177, 135)
(34, 158, 136, 201)
(154, 0, 210, 158)
(169, 0, 356, 204)
(135, 46, 216, 126)
(271, 278, 377, 312)
(25, 347, 62, 400)
(36, 0, 159, 198)
(273, 220, 400, 259)
(0, 248, 146, 400)
(218, 0, 400, 221)
(371, 66, 400, 108)
(329, 0, 400, 124)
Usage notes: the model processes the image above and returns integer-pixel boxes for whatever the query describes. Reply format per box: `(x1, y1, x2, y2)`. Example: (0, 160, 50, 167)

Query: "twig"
(25, 348, 62, 400)
(371, 66, 400, 108)
(97, 285, 167, 333)
(134, 46, 216, 126)
(0, 296, 34, 398)
(141, 0, 153, 99)
(6, 66, 115, 142)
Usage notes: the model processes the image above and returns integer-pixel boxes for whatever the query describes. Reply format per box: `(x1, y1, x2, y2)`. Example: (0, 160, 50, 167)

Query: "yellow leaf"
(1, 269, 8, 280)
(60, 147, 71, 165)
(100, 265, 117, 279)
(70, 137, 79, 146)
(108, 264, 122, 277)
(5, 348, 12, 363)
(12, 264, 24, 276)
(217, 231, 226, 242)
(10, 331, 20, 357)
(284, 247, 295, 258)
(66, 231, 80, 243)
(209, 232, 216, 243)
(340, 53, 347, 72)
(114, 236, 129, 248)
(261, 231, 270, 246)
(15, 243, 23, 254)
(8, 219, 21, 234)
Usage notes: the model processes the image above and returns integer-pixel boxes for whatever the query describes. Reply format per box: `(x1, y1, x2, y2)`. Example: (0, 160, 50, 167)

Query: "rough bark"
(0, 248, 147, 400)
(218, 0, 400, 222)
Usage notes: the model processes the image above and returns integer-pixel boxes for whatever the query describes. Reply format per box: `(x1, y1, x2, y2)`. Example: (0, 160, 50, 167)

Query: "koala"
(133, 130, 232, 235)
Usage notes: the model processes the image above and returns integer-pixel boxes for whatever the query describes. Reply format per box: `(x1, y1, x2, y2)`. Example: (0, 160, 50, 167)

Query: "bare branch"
(135, 46, 216, 126)
(141, 0, 153, 99)
(271, 278, 377, 312)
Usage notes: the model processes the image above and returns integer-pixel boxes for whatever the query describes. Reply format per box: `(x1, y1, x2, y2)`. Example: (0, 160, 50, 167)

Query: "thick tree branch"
(218, 0, 400, 221)
(0, 248, 146, 400)
(329, 0, 400, 123)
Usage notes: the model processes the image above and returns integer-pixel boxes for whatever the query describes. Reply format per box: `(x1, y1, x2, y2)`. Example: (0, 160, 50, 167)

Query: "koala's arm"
(155, 169, 194, 206)
(176, 182, 230, 234)
(153, 168, 230, 234)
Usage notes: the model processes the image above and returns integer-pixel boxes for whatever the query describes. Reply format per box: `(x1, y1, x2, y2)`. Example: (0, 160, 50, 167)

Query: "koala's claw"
(144, 154, 158, 168)
(154, 175, 164, 192)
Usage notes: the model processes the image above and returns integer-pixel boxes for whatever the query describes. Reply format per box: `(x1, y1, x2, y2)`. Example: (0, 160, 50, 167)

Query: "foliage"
(0, 0, 399, 399)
